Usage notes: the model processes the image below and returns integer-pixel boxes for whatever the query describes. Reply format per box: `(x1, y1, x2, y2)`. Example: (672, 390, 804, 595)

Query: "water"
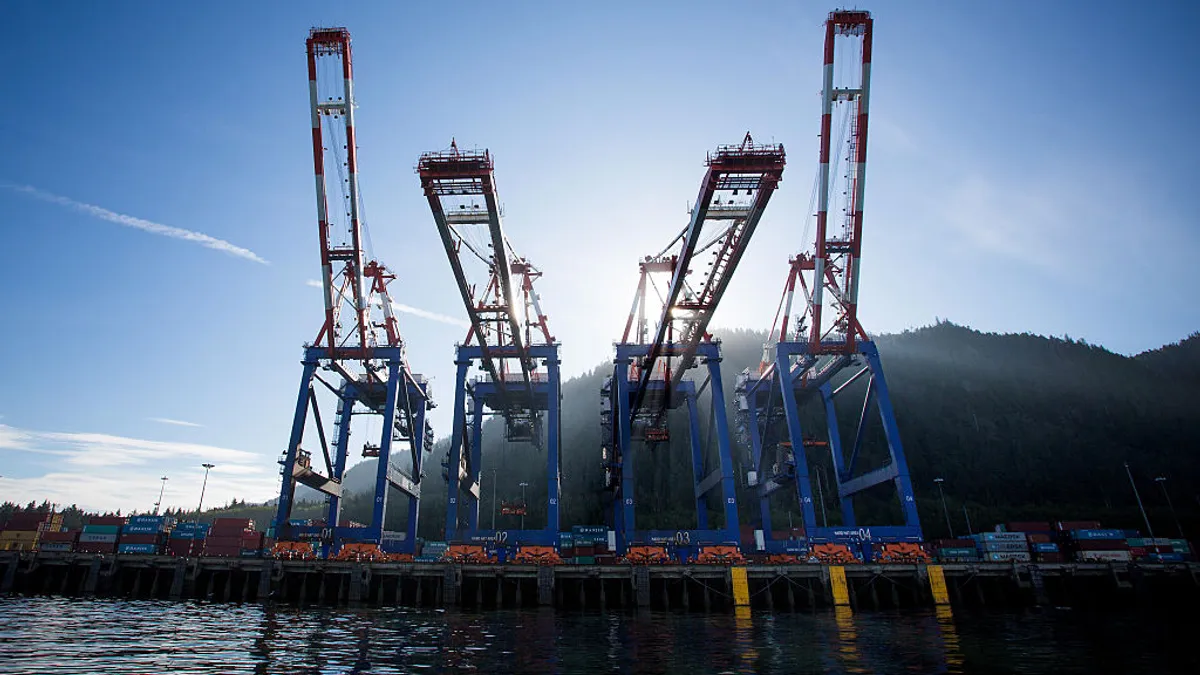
(0, 597, 1196, 674)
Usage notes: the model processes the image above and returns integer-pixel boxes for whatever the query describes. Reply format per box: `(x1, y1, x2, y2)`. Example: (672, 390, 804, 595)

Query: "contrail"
(393, 302, 469, 328)
(3, 183, 268, 264)
(148, 417, 204, 428)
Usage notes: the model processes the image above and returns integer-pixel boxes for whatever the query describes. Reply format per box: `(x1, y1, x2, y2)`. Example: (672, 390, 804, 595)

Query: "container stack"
(570, 525, 609, 565)
(202, 518, 256, 557)
(1066, 527, 1130, 562)
(167, 522, 210, 556)
(38, 530, 80, 553)
(0, 511, 62, 551)
(416, 540, 448, 562)
(117, 515, 173, 555)
(78, 516, 125, 554)
(932, 538, 980, 562)
(972, 531, 1031, 562)
(1005, 522, 1063, 562)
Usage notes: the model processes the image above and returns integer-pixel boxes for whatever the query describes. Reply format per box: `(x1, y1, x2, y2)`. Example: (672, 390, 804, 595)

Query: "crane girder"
(628, 135, 785, 421)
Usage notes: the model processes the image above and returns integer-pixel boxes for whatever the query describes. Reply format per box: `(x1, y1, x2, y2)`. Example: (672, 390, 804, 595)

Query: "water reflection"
(0, 597, 1195, 674)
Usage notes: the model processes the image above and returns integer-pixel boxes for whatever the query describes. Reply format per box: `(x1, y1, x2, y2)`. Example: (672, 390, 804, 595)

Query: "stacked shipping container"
(0, 511, 63, 551)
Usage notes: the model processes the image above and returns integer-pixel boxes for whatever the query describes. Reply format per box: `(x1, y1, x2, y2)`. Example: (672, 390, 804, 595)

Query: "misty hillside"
(312, 322, 1200, 541)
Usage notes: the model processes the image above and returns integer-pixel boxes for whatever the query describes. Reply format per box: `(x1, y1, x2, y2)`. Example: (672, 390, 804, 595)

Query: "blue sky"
(1, 1, 1197, 512)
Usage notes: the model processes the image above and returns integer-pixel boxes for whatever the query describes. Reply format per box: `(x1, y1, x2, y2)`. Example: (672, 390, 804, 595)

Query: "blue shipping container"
(128, 516, 168, 525)
(1073, 529, 1126, 540)
(572, 526, 607, 536)
(1033, 542, 1060, 552)
(1153, 552, 1186, 562)
(979, 532, 1026, 542)
(117, 543, 159, 555)
(122, 525, 161, 535)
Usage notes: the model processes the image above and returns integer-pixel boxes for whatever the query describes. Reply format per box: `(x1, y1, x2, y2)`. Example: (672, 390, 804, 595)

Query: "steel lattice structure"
(735, 11, 923, 557)
(273, 28, 434, 555)
(603, 135, 785, 556)
(419, 143, 562, 546)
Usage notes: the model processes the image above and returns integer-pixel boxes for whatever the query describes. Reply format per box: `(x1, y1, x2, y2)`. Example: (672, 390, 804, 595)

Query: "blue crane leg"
(774, 345, 818, 533)
(368, 361, 402, 543)
(685, 391, 709, 530)
(274, 360, 317, 534)
(615, 358, 635, 550)
(546, 351, 562, 534)
(444, 359, 470, 540)
(465, 394, 484, 533)
(820, 382, 856, 527)
(745, 400, 773, 540)
(325, 391, 355, 554)
(403, 396, 427, 554)
(861, 342, 923, 534)
(706, 356, 740, 540)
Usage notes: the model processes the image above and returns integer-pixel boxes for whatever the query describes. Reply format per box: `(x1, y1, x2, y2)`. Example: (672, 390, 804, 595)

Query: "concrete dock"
(3, 551, 1198, 612)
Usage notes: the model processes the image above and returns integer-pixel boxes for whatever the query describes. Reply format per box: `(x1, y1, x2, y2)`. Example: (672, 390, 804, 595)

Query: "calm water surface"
(0, 596, 1195, 674)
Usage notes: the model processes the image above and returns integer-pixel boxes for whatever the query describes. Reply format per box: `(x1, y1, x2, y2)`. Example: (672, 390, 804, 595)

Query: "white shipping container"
(1077, 550, 1132, 562)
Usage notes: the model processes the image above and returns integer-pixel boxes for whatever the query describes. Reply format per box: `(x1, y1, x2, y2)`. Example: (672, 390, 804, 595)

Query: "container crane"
(602, 134, 785, 557)
(273, 28, 434, 556)
(418, 143, 562, 546)
(734, 11, 924, 559)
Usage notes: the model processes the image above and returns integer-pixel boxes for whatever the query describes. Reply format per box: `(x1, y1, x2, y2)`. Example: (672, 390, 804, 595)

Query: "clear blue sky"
(1, 1, 1197, 512)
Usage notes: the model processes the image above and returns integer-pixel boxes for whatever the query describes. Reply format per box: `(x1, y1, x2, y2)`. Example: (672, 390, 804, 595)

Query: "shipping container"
(1034, 552, 1066, 563)
(1032, 542, 1060, 553)
(1026, 533, 1052, 544)
(82, 525, 121, 535)
(79, 533, 118, 544)
(978, 532, 1026, 542)
(937, 547, 977, 557)
(979, 542, 1029, 553)
(1077, 550, 1132, 562)
(572, 525, 606, 536)
(76, 542, 117, 554)
(40, 531, 79, 543)
(1072, 529, 1126, 541)
(212, 517, 254, 530)
(1152, 552, 1186, 563)
(932, 538, 976, 548)
(574, 556, 596, 565)
(984, 551, 1031, 562)
(118, 534, 160, 545)
(1076, 539, 1130, 551)
(38, 542, 75, 552)
(117, 543, 160, 555)
(87, 516, 127, 527)
(121, 524, 163, 535)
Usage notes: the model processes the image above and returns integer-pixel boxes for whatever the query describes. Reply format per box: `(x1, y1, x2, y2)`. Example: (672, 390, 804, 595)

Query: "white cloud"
(148, 417, 203, 428)
(392, 302, 470, 328)
(3, 183, 268, 264)
(0, 423, 277, 512)
(305, 279, 323, 288)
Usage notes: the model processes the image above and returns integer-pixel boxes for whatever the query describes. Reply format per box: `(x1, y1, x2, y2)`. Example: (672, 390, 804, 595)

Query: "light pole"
(196, 463, 215, 523)
(934, 477, 954, 538)
(153, 476, 168, 515)
(519, 481, 529, 530)
(962, 504, 974, 536)
(1124, 461, 1155, 540)
(1155, 476, 1184, 539)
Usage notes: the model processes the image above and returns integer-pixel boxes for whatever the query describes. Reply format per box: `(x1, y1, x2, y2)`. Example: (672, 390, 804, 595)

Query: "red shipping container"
(1026, 533, 1052, 543)
(1129, 547, 1148, 557)
(210, 527, 255, 538)
(933, 538, 976, 548)
(575, 545, 595, 556)
(1076, 539, 1129, 551)
(212, 517, 253, 529)
(1035, 552, 1066, 563)
(119, 534, 160, 545)
(205, 535, 244, 547)
(88, 516, 127, 527)
(40, 531, 80, 543)
(168, 540, 198, 556)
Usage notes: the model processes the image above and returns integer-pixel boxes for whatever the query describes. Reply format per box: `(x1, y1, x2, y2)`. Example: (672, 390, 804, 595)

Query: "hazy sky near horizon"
(1, 1, 1197, 512)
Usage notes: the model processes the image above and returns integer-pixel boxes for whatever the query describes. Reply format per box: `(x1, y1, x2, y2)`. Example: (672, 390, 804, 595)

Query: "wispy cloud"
(305, 279, 323, 288)
(0, 423, 276, 512)
(148, 417, 203, 428)
(393, 302, 469, 328)
(3, 183, 268, 264)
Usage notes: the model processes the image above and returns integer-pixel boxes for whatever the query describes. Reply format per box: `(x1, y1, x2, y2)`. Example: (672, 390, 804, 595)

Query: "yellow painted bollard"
(731, 566, 750, 606)
(829, 565, 850, 606)
(927, 564, 951, 606)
